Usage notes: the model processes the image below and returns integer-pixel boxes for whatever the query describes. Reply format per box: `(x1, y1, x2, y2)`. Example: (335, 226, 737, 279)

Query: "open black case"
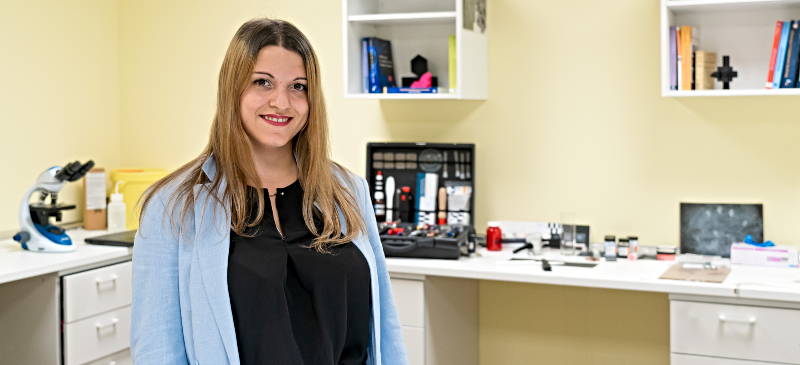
(366, 142, 475, 259)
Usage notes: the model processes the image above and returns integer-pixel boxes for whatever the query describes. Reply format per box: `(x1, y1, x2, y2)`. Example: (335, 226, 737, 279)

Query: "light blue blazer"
(131, 155, 409, 365)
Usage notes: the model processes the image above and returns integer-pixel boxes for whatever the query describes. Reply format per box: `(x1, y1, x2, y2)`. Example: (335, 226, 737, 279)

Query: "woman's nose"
(269, 87, 290, 111)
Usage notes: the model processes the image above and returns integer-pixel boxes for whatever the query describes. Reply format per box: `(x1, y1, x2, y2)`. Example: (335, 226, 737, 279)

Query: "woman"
(130, 18, 409, 365)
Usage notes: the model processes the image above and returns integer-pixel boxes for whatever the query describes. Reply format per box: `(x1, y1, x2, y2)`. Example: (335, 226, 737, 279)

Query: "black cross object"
(711, 55, 738, 90)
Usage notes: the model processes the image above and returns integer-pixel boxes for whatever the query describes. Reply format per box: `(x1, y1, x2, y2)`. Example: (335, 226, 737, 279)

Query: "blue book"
(773, 21, 791, 89)
(367, 38, 379, 93)
(784, 21, 800, 88)
(383, 87, 438, 94)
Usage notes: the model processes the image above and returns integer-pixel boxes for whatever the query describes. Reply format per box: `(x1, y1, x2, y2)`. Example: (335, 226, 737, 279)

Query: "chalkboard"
(680, 203, 763, 258)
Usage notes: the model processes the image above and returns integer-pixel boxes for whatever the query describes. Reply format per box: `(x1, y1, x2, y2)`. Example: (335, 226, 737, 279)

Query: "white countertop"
(4, 231, 799, 303)
(0, 228, 132, 284)
(386, 247, 800, 303)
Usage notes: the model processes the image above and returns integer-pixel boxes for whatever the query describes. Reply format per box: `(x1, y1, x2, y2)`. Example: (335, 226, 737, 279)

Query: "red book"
(767, 21, 783, 89)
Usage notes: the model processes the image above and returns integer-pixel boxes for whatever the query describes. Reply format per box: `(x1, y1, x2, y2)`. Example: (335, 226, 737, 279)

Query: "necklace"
(268, 193, 276, 197)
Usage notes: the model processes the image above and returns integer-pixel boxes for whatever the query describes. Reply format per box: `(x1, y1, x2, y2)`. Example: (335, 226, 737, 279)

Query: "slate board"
(680, 203, 763, 258)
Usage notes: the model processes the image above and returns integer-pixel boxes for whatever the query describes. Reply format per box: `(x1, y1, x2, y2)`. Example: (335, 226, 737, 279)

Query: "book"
(670, 26, 678, 90)
(366, 37, 397, 93)
(383, 87, 439, 94)
(767, 21, 783, 89)
(449, 34, 456, 93)
(694, 51, 716, 90)
(366, 38, 377, 93)
(783, 20, 800, 88)
(773, 21, 791, 89)
(676, 27, 682, 91)
(362, 38, 368, 93)
(680, 26, 698, 90)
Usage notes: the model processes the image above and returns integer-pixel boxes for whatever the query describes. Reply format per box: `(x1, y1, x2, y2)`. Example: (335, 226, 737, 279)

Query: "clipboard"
(659, 263, 731, 283)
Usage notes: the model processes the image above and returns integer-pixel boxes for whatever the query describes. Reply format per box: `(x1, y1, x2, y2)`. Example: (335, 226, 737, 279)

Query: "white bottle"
(107, 181, 126, 232)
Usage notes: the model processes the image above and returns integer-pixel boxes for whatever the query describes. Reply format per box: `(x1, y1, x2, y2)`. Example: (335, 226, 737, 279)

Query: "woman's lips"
(261, 114, 292, 126)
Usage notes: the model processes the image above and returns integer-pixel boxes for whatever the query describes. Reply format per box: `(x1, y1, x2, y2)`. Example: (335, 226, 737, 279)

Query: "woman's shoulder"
(330, 163, 368, 197)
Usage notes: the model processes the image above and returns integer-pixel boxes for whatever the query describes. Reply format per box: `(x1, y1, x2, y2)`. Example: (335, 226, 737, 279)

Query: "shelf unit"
(343, 0, 488, 100)
(661, 0, 800, 97)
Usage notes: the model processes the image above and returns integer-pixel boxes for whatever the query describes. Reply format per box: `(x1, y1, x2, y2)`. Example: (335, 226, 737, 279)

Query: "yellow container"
(110, 168, 169, 229)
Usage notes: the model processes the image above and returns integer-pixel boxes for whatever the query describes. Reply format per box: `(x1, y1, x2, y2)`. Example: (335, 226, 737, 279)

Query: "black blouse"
(227, 180, 371, 365)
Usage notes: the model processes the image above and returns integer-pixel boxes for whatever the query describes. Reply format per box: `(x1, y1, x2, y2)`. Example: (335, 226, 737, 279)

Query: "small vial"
(604, 235, 617, 262)
(628, 236, 639, 260)
(617, 238, 630, 258)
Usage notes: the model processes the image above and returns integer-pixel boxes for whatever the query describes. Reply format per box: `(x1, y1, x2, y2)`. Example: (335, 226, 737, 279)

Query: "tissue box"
(730, 243, 799, 268)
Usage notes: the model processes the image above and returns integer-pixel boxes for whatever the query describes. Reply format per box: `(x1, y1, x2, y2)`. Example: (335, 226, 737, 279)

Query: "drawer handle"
(718, 314, 756, 325)
(96, 317, 119, 331)
(108, 362, 116, 365)
(96, 274, 119, 288)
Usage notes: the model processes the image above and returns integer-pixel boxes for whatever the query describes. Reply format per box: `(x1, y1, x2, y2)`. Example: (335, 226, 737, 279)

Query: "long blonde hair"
(139, 18, 365, 250)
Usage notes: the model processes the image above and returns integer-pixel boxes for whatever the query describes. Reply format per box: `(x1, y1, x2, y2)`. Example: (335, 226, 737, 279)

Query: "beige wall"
(0, 0, 121, 233)
(117, 0, 800, 248)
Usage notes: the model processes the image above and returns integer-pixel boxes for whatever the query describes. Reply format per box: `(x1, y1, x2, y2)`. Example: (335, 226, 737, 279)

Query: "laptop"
(84, 230, 137, 247)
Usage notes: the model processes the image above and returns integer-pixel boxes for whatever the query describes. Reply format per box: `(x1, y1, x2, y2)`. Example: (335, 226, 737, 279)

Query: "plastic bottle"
(107, 181, 127, 232)
(486, 222, 502, 251)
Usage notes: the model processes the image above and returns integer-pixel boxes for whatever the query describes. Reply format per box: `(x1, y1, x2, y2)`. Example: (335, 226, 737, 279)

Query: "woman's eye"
(292, 83, 307, 91)
(254, 78, 271, 87)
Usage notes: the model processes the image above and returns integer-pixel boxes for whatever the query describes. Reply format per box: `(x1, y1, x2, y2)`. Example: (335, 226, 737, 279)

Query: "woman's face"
(240, 46, 309, 151)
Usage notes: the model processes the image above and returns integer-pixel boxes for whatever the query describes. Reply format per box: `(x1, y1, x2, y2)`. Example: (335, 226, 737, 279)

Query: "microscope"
(13, 160, 95, 252)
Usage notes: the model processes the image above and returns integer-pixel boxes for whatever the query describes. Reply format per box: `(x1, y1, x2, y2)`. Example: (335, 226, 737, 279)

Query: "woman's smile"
(262, 113, 292, 126)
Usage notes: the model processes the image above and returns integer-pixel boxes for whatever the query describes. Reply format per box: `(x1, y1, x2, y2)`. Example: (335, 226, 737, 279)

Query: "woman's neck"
(251, 141, 298, 191)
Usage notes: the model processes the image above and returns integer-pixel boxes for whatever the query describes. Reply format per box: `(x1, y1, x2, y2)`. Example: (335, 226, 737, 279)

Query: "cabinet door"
(672, 353, 787, 365)
(63, 306, 131, 365)
(390, 278, 425, 328)
(86, 348, 132, 365)
(63, 261, 132, 322)
(403, 326, 425, 365)
(671, 300, 800, 364)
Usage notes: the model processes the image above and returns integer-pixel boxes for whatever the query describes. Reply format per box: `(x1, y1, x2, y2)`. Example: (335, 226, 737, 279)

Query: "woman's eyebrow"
(253, 71, 274, 78)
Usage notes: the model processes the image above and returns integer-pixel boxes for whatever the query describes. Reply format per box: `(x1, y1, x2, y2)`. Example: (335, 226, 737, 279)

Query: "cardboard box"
(83, 168, 106, 230)
(730, 243, 799, 268)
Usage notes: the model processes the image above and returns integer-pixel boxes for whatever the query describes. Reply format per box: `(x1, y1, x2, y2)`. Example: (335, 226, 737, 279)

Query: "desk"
(0, 229, 132, 365)
(386, 247, 800, 365)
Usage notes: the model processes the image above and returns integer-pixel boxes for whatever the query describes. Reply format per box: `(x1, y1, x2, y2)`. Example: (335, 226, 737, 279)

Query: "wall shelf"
(343, 0, 488, 100)
(661, 0, 800, 96)
(347, 12, 457, 26)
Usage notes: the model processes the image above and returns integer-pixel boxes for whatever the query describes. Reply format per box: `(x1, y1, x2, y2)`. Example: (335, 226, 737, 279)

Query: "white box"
(730, 243, 799, 268)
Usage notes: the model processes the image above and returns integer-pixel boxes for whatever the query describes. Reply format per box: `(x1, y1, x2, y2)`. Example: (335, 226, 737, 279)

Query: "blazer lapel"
(194, 156, 239, 364)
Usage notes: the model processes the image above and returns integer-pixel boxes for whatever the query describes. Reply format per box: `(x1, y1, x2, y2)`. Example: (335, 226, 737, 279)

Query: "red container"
(486, 224, 502, 251)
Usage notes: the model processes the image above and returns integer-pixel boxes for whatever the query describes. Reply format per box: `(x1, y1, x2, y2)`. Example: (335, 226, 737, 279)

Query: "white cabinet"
(343, 0, 488, 99)
(62, 261, 133, 365)
(389, 275, 478, 365)
(670, 294, 800, 365)
(660, 0, 800, 97)
(672, 353, 787, 365)
(63, 261, 132, 322)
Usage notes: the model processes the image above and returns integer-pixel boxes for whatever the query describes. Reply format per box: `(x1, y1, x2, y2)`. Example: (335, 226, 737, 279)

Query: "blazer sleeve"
(357, 176, 410, 365)
(130, 193, 189, 364)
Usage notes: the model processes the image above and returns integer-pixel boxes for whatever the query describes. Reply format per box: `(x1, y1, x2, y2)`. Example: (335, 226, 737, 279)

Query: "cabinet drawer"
(64, 306, 131, 365)
(391, 278, 424, 328)
(672, 353, 785, 365)
(63, 261, 132, 322)
(671, 300, 800, 364)
(402, 326, 425, 365)
(86, 348, 132, 365)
